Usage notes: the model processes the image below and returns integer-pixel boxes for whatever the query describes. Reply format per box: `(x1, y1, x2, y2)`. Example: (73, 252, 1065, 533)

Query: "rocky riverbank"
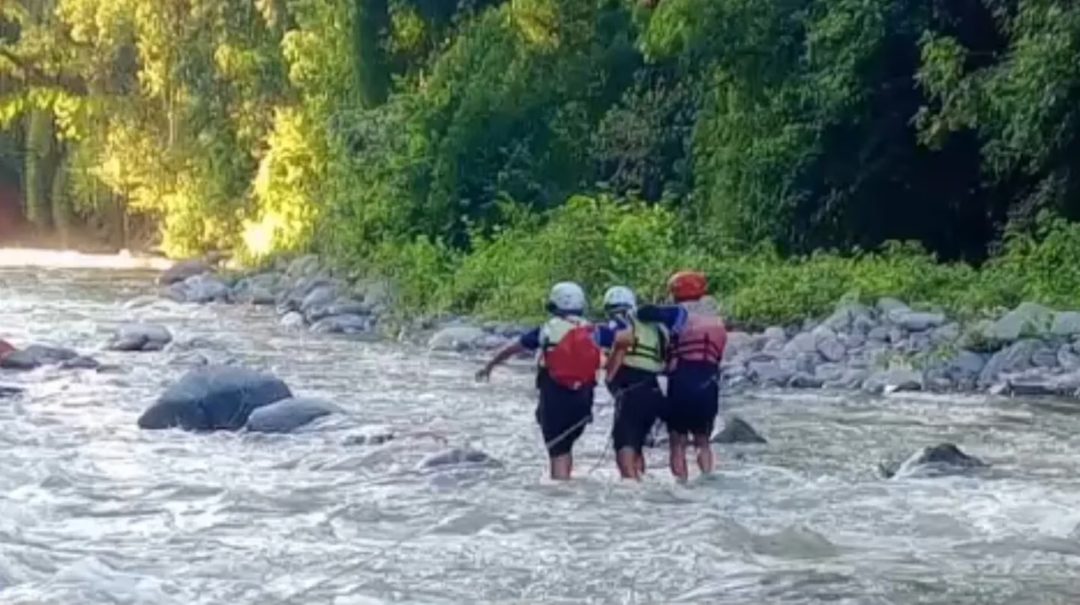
(157, 254, 1080, 399)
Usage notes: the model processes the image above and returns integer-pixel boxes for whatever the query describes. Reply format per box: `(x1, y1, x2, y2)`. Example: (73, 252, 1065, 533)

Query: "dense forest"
(5, 0, 1080, 322)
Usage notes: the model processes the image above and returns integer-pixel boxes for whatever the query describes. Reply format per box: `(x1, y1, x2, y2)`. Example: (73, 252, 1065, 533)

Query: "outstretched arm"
(604, 329, 635, 381)
(476, 341, 529, 382)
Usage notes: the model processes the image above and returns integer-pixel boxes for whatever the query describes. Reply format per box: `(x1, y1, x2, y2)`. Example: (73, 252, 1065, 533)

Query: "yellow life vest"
(621, 317, 667, 374)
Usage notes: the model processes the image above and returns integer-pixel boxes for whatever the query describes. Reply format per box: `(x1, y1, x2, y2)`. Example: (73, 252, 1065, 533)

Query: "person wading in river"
(476, 282, 616, 480)
(602, 286, 668, 481)
(635, 271, 727, 482)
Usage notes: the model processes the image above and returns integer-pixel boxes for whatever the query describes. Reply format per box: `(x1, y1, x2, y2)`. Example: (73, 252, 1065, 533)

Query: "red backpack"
(544, 324, 602, 390)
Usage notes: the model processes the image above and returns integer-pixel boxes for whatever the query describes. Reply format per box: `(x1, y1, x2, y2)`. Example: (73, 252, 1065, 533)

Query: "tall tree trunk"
(355, 0, 390, 107)
(24, 109, 57, 231)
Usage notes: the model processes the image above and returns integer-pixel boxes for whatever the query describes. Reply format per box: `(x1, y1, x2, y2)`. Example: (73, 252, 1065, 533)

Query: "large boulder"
(138, 366, 292, 431)
(978, 339, 1043, 387)
(230, 273, 282, 305)
(944, 350, 988, 389)
(983, 302, 1055, 343)
(157, 259, 210, 285)
(814, 329, 846, 363)
(0, 344, 78, 370)
(1051, 311, 1080, 337)
(300, 284, 340, 316)
(178, 274, 230, 304)
(1002, 369, 1080, 397)
(429, 326, 489, 352)
(245, 397, 343, 433)
(880, 443, 987, 479)
(107, 323, 173, 352)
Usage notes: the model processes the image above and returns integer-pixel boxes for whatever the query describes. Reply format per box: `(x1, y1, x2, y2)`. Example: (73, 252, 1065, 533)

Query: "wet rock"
(945, 350, 987, 389)
(893, 311, 947, 332)
(277, 277, 336, 313)
(59, 356, 101, 370)
(712, 415, 767, 444)
(747, 360, 792, 387)
(0, 345, 79, 370)
(880, 443, 987, 479)
(419, 447, 502, 469)
(1031, 346, 1060, 368)
(107, 323, 173, 352)
(342, 432, 396, 446)
(161, 283, 188, 303)
(789, 352, 820, 374)
(169, 352, 209, 367)
(245, 397, 343, 433)
(1058, 345, 1080, 370)
(787, 372, 824, 389)
(157, 259, 210, 285)
(825, 369, 870, 390)
(901, 332, 933, 356)
(280, 312, 305, 330)
(310, 314, 372, 335)
(978, 339, 1042, 387)
(138, 366, 292, 431)
(863, 368, 923, 394)
(1051, 311, 1080, 337)
(840, 332, 866, 350)
(814, 363, 846, 383)
(231, 274, 281, 305)
(815, 332, 846, 363)
(429, 326, 488, 352)
(867, 326, 890, 342)
(0, 385, 23, 398)
(1004, 370, 1080, 397)
(306, 298, 369, 323)
(300, 284, 340, 315)
(179, 274, 230, 304)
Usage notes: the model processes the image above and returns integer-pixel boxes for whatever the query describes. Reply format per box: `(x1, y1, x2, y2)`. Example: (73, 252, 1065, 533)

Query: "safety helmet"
(667, 270, 708, 302)
(548, 281, 587, 313)
(602, 286, 637, 312)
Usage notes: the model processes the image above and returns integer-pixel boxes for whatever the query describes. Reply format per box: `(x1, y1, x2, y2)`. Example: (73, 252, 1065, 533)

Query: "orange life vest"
(670, 303, 727, 367)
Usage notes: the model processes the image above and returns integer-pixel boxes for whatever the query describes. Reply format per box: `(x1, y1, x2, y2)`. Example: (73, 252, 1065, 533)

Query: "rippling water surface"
(2, 267, 1080, 605)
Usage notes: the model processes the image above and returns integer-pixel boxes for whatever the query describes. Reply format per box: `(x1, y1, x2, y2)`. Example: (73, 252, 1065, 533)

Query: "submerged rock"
(880, 443, 987, 479)
(0, 385, 23, 398)
(712, 416, 767, 444)
(138, 366, 292, 431)
(245, 397, 343, 433)
(0, 345, 79, 370)
(108, 323, 173, 352)
(419, 447, 502, 469)
(429, 326, 488, 352)
(342, 432, 396, 447)
(60, 356, 101, 370)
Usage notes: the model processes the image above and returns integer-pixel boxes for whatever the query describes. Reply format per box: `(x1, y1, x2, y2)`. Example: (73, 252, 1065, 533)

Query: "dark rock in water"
(138, 366, 292, 431)
(712, 415, 767, 444)
(343, 432, 396, 446)
(419, 447, 502, 469)
(0, 385, 23, 398)
(60, 356, 101, 370)
(0, 345, 79, 370)
(245, 397, 343, 433)
(108, 323, 173, 352)
(787, 372, 823, 389)
(310, 314, 371, 334)
(158, 259, 210, 285)
(880, 443, 987, 479)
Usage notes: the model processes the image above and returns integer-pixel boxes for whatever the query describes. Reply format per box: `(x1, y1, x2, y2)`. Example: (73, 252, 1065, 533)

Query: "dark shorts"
(536, 370, 594, 457)
(663, 363, 719, 437)
(608, 368, 663, 453)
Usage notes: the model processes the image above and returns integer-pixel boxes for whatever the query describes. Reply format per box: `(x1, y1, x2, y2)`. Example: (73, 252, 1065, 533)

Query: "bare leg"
(616, 448, 640, 480)
(550, 453, 573, 480)
(693, 433, 714, 474)
(636, 451, 646, 476)
(669, 431, 689, 482)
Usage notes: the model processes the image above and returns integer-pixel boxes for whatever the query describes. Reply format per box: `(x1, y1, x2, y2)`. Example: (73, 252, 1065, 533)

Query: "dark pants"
(608, 367, 663, 453)
(536, 370, 594, 457)
(663, 362, 719, 437)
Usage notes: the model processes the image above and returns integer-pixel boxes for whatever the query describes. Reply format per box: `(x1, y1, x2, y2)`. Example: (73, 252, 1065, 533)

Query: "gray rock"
(419, 447, 502, 469)
(1003, 369, 1080, 397)
(724, 331, 756, 362)
(245, 397, 343, 433)
(356, 279, 394, 310)
(946, 350, 987, 384)
(161, 284, 188, 303)
(783, 332, 818, 355)
(931, 323, 961, 345)
(138, 366, 292, 431)
(825, 369, 870, 390)
(310, 314, 371, 335)
(306, 298, 370, 324)
(277, 277, 336, 313)
(59, 356, 101, 370)
(790, 352, 820, 374)
(821, 303, 871, 333)
(169, 352, 210, 367)
(1031, 346, 1060, 368)
(1058, 345, 1080, 370)
(881, 443, 986, 479)
(893, 311, 947, 332)
(1051, 311, 1080, 337)
(748, 360, 792, 387)
(840, 332, 866, 350)
(978, 339, 1043, 387)
(342, 432, 396, 446)
(286, 254, 321, 279)
(877, 298, 910, 316)
(887, 327, 906, 345)
(763, 327, 787, 343)
(712, 415, 767, 444)
(180, 274, 230, 304)
(814, 363, 846, 383)
(280, 312, 305, 330)
(108, 323, 173, 352)
(429, 326, 488, 352)
(816, 334, 846, 363)
(300, 285, 340, 315)
(901, 333, 933, 356)
(863, 368, 923, 394)
(158, 259, 210, 285)
(985, 302, 1055, 342)
(867, 326, 890, 342)
(0, 345, 79, 370)
(788, 372, 824, 389)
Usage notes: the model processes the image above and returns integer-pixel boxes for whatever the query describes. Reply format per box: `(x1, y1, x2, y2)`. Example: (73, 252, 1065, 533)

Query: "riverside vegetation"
(6, 1, 1080, 340)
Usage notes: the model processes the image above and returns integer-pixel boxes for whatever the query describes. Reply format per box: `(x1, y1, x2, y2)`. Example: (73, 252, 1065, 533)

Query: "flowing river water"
(2, 265, 1080, 605)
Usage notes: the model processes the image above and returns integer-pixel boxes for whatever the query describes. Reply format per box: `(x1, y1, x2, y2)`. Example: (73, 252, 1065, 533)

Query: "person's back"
(636, 271, 727, 481)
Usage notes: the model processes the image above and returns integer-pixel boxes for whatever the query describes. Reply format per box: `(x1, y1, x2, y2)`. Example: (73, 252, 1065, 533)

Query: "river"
(1, 266, 1080, 605)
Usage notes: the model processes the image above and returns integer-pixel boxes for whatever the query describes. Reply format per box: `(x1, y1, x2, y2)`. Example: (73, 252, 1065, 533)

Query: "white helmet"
(602, 285, 636, 311)
(548, 281, 587, 313)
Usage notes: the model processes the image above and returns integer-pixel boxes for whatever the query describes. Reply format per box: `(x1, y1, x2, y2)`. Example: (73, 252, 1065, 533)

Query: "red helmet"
(668, 271, 708, 302)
